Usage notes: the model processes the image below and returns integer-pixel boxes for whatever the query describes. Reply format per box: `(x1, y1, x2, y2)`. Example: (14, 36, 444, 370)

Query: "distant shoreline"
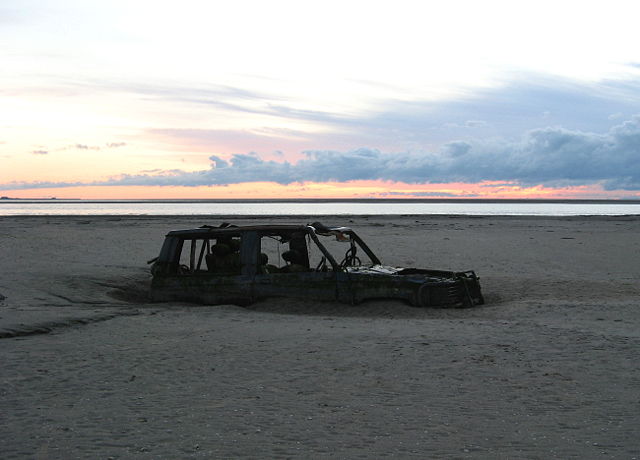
(2, 198, 640, 204)
(3, 214, 639, 221)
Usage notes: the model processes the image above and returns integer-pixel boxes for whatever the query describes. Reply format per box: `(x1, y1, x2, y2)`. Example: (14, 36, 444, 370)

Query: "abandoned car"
(149, 222, 483, 308)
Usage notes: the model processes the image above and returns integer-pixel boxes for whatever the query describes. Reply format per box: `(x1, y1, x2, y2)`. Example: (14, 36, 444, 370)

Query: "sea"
(1, 199, 640, 216)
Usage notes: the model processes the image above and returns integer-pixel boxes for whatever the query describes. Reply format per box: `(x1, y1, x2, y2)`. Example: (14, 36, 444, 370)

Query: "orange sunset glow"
(3, 181, 638, 201)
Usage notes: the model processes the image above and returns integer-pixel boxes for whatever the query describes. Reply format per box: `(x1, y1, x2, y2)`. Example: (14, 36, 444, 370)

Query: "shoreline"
(2, 213, 640, 220)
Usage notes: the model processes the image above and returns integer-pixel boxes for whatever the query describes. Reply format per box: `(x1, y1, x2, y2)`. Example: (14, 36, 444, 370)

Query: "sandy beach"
(1, 214, 639, 459)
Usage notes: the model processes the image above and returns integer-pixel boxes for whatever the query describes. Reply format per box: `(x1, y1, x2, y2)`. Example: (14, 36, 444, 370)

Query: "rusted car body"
(149, 222, 483, 308)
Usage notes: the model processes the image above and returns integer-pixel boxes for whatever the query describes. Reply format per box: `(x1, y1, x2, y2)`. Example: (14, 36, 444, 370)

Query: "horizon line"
(2, 197, 640, 204)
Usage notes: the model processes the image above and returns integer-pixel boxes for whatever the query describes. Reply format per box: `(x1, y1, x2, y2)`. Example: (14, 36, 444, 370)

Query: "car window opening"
(259, 232, 314, 274)
(177, 236, 242, 275)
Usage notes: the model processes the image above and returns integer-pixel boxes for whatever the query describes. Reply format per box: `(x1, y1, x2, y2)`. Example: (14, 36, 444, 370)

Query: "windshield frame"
(308, 227, 382, 269)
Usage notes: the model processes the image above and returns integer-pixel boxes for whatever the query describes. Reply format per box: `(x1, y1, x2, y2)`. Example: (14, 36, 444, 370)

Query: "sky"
(1, 0, 640, 199)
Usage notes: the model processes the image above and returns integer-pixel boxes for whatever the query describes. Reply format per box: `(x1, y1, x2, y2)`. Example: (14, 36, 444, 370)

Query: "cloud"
(74, 144, 100, 150)
(5, 116, 640, 192)
(334, 74, 640, 153)
(109, 114, 640, 191)
(51, 143, 102, 151)
(464, 120, 487, 128)
(31, 142, 126, 154)
(112, 80, 345, 125)
(443, 120, 487, 129)
(67, 78, 344, 125)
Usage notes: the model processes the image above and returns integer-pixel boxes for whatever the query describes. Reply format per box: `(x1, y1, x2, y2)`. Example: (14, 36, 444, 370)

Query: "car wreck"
(149, 222, 483, 308)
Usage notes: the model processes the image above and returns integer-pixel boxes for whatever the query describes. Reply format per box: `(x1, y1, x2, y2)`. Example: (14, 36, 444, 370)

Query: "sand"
(1, 214, 639, 459)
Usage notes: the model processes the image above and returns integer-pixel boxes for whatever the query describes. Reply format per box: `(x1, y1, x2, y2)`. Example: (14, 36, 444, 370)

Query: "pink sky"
(3, 181, 637, 200)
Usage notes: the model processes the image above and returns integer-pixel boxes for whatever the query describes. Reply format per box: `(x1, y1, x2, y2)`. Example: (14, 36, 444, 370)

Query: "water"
(1, 199, 639, 216)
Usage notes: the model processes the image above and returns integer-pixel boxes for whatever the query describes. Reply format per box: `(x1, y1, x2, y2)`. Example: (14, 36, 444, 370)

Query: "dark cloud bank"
(5, 116, 640, 191)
